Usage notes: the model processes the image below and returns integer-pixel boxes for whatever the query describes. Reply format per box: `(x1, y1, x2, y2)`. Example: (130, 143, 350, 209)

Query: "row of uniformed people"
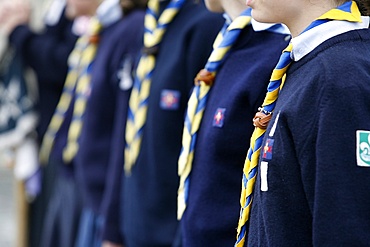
(4, 0, 370, 246)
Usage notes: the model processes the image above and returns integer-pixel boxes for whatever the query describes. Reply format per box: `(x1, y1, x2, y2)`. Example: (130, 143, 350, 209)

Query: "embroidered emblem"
(160, 90, 180, 110)
(262, 138, 274, 160)
(356, 130, 370, 167)
(213, 108, 226, 127)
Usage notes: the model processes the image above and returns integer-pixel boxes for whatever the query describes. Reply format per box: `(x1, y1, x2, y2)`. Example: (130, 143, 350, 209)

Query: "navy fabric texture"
(247, 29, 370, 246)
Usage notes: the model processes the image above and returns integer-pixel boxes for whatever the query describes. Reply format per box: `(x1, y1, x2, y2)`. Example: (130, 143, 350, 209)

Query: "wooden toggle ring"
(253, 111, 272, 129)
(89, 35, 100, 44)
(194, 69, 215, 86)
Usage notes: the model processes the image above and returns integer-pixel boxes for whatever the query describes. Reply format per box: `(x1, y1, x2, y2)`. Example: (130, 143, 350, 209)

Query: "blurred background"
(0, 165, 17, 246)
(0, 0, 52, 246)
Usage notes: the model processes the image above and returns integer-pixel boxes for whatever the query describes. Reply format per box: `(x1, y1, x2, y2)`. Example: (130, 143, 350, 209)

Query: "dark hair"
(353, 0, 370, 15)
(121, 0, 148, 14)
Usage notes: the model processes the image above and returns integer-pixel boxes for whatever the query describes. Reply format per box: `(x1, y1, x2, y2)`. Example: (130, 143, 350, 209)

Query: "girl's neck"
(222, 0, 249, 20)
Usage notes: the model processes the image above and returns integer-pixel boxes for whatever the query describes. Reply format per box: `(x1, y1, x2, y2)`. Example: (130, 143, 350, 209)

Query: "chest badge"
(262, 138, 274, 160)
(356, 130, 370, 167)
(160, 89, 180, 110)
(213, 108, 226, 128)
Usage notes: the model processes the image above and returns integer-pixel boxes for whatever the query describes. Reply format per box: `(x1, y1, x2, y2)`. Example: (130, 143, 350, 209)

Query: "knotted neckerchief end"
(253, 108, 272, 129)
(142, 46, 159, 56)
(194, 69, 215, 86)
(87, 17, 102, 44)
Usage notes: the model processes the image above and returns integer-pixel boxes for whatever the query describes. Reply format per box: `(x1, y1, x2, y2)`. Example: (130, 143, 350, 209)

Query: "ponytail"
(353, 0, 370, 15)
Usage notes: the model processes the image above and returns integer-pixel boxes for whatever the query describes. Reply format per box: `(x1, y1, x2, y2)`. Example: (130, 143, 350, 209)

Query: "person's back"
(121, 0, 224, 246)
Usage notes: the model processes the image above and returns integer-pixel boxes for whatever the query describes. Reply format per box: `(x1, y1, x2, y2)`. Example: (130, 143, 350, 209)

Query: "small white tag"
(269, 111, 280, 137)
(260, 161, 268, 191)
(118, 59, 133, 90)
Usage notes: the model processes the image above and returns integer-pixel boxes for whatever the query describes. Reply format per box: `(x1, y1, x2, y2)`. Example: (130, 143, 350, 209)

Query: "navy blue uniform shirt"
(74, 10, 145, 215)
(247, 28, 370, 247)
(181, 23, 290, 247)
(121, 1, 224, 246)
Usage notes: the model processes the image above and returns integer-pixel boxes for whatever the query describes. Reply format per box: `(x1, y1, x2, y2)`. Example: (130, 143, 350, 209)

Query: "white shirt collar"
(251, 19, 290, 35)
(291, 16, 369, 61)
(223, 13, 233, 26)
(96, 0, 123, 27)
(223, 12, 291, 36)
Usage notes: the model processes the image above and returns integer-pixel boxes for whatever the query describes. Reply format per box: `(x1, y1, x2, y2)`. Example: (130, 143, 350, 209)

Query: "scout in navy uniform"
(175, 0, 290, 246)
(72, 0, 147, 247)
(115, 0, 224, 246)
(37, 0, 131, 246)
(234, 0, 370, 245)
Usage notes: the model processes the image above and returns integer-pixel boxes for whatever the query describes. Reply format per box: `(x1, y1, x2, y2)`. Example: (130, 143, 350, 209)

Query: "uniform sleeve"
(312, 63, 370, 245)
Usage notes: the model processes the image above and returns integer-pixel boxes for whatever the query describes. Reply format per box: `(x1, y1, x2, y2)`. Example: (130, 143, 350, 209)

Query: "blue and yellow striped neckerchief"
(235, 1, 362, 246)
(39, 17, 102, 165)
(39, 1, 124, 165)
(124, 0, 186, 175)
(177, 8, 253, 219)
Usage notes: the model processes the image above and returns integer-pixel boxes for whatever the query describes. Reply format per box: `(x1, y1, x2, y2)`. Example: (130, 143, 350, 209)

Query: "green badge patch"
(356, 130, 370, 167)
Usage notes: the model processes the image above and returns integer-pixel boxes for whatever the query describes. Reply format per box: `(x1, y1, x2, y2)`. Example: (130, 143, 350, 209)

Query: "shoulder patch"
(356, 130, 370, 167)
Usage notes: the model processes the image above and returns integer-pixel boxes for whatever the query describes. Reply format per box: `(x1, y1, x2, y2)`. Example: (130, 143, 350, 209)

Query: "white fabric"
(0, 113, 38, 150)
(14, 137, 39, 180)
(97, 0, 123, 27)
(291, 16, 370, 61)
(252, 19, 290, 35)
(72, 0, 123, 36)
(44, 0, 66, 26)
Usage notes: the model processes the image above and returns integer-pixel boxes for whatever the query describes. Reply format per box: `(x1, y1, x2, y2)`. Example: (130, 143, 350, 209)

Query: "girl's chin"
(246, 0, 254, 8)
